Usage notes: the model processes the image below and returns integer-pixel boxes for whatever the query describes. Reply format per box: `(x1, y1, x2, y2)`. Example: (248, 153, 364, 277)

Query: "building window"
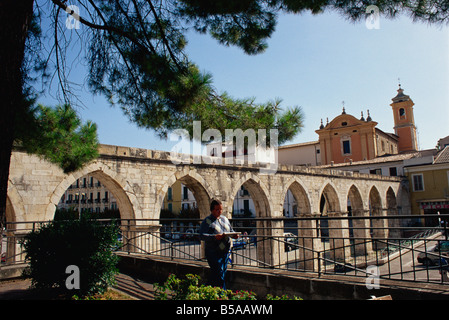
(243, 199, 250, 212)
(167, 187, 173, 201)
(240, 186, 249, 196)
(412, 174, 424, 191)
(399, 108, 406, 119)
(183, 186, 189, 200)
(389, 167, 397, 176)
(342, 140, 351, 155)
(370, 169, 381, 175)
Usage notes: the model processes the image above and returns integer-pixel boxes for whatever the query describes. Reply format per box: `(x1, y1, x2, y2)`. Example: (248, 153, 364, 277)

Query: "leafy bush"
(21, 216, 120, 297)
(154, 274, 300, 300)
(266, 294, 302, 300)
(155, 274, 257, 300)
(155, 273, 202, 300)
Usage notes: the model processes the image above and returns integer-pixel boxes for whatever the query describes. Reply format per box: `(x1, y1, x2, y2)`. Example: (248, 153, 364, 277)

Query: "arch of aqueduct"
(6, 144, 410, 269)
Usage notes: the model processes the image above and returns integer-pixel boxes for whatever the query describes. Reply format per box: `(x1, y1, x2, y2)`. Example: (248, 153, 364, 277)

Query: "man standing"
(199, 199, 239, 289)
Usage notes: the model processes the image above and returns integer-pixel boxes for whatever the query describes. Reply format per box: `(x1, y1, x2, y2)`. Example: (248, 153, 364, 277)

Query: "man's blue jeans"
(205, 249, 231, 289)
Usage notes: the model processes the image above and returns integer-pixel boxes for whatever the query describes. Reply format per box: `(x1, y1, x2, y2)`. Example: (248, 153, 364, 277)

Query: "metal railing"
(2, 214, 449, 286)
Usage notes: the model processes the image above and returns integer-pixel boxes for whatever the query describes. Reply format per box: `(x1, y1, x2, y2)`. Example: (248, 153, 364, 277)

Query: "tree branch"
(145, 0, 183, 71)
(51, 0, 147, 52)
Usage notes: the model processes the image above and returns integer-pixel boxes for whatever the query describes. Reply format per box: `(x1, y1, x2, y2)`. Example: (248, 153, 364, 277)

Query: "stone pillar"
(351, 208, 373, 257)
(120, 221, 161, 255)
(371, 208, 389, 250)
(4, 230, 27, 264)
(256, 218, 283, 268)
(2, 221, 37, 265)
(327, 211, 351, 263)
(297, 213, 322, 271)
(387, 207, 401, 239)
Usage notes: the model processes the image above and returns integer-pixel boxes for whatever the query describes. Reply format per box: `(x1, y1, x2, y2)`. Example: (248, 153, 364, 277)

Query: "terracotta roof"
(278, 141, 319, 149)
(317, 149, 437, 168)
(434, 146, 449, 164)
(375, 128, 399, 141)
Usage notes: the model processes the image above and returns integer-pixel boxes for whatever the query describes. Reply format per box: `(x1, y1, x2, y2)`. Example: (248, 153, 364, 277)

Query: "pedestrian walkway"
(0, 273, 156, 300)
(0, 277, 33, 300)
(113, 273, 156, 300)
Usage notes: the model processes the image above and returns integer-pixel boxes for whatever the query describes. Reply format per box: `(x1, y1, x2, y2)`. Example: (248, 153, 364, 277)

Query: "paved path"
(0, 273, 156, 300)
(113, 273, 156, 300)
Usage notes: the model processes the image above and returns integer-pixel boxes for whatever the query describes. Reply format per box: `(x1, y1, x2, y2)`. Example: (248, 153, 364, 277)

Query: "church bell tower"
(390, 84, 418, 153)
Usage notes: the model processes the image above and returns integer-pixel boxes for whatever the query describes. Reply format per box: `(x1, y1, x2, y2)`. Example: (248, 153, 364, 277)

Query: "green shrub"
(21, 216, 120, 297)
(155, 273, 202, 300)
(154, 274, 301, 300)
(266, 294, 302, 300)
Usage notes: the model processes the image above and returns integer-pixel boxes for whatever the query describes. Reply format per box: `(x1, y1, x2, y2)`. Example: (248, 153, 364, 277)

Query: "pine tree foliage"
(41, 0, 449, 143)
(16, 104, 99, 174)
(42, 0, 305, 143)
(23, 0, 449, 146)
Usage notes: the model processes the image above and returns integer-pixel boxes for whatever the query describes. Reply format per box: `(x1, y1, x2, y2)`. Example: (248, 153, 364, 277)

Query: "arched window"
(399, 108, 406, 119)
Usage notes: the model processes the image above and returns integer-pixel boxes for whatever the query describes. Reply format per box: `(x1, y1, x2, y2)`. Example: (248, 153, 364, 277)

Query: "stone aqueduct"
(6, 144, 409, 268)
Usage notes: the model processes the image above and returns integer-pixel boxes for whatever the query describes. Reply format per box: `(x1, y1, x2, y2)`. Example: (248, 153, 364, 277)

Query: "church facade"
(279, 85, 419, 166)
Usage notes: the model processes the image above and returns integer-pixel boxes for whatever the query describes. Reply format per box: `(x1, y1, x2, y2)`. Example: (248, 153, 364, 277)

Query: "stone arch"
(6, 196, 15, 224)
(317, 183, 340, 239)
(229, 174, 275, 265)
(46, 161, 140, 221)
(281, 178, 317, 268)
(347, 184, 371, 255)
(369, 186, 387, 246)
(347, 184, 364, 216)
(230, 173, 272, 219)
(281, 178, 311, 216)
(281, 178, 311, 246)
(157, 169, 214, 220)
(4, 184, 32, 264)
(319, 182, 350, 261)
(386, 187, 397, 214)
(347, 184, 364, 235)
(319, 182, 341, 215)
(397, 182, 411, 222)
(369, 186, 383, 217)
(386, 186, 400, 238)
(6, 181, 26, 224)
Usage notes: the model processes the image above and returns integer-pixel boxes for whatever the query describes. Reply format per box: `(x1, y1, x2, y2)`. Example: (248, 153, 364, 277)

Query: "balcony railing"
(2, 214, 449, 286)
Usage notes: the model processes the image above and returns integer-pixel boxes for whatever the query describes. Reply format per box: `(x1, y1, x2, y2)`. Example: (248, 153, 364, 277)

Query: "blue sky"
(39, 10, 449, 153)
